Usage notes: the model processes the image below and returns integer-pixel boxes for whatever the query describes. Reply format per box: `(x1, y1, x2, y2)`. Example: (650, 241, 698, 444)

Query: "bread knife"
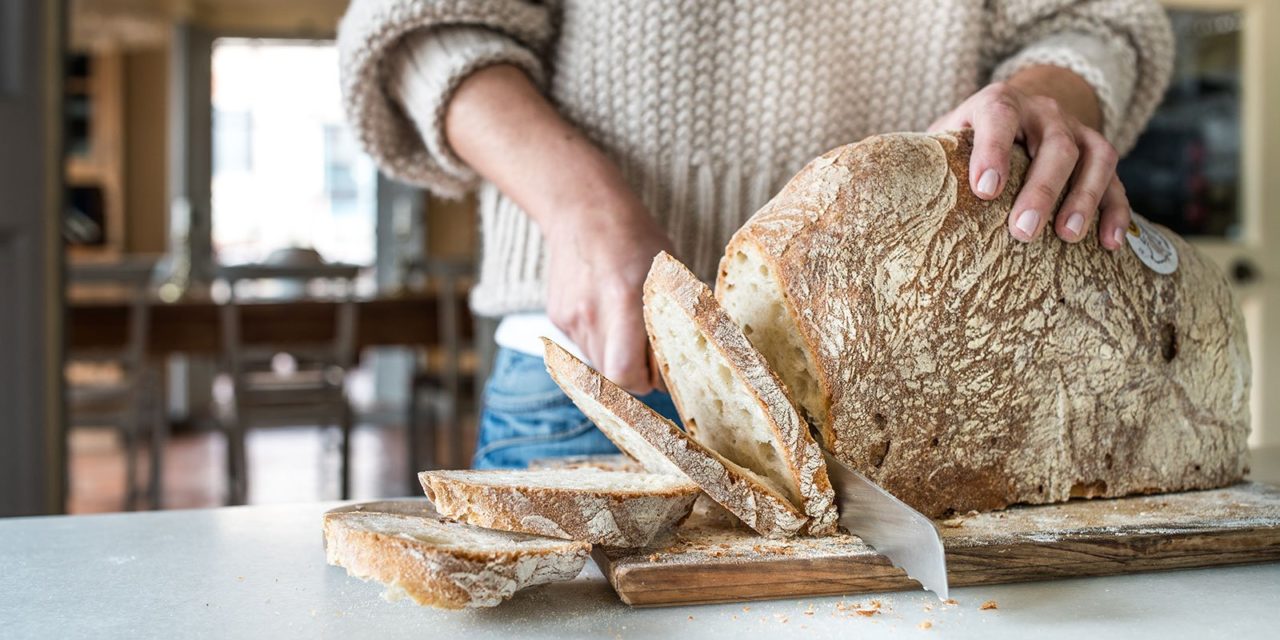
(820, 448, 950, 599)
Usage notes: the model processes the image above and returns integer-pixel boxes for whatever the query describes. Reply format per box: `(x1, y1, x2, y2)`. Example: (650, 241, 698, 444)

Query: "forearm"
(1004, 64, 1102, 132)
(443, 64, 640, 233)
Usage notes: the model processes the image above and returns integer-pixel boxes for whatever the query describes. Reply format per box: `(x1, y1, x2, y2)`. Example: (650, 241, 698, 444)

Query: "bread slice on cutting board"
(419, 468, 699, 547)
(543, 337, 809, 538)
(642, 252, 839, 536)
(323, 510, 589, 609)
(716, 129, 1251, 517)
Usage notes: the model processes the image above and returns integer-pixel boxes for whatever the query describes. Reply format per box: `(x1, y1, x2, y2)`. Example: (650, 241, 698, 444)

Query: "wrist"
(1005, 65, 1103, 131)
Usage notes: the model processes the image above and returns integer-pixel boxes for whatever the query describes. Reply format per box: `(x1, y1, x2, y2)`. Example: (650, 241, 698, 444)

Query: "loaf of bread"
(645, 252, 839, 535)
(419, 468, 700, 547)
(543, 337, 809, 538)
(323, 510, 589, 609)
(716, 129, 1251, 517)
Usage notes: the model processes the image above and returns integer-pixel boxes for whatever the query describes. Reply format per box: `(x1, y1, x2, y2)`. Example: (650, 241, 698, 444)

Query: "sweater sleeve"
(984, 0, 1174, 155)
(337, 1, 554, 197)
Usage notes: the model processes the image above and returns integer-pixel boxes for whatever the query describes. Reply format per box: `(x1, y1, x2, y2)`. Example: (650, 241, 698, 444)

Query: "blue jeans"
(473, 347, 682, 469)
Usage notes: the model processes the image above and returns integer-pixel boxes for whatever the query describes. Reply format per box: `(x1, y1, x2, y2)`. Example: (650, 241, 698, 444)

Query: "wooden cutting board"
(595, 482, 1280, 607)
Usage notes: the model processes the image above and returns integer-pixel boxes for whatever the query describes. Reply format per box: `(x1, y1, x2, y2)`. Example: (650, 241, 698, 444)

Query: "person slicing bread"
(338, 0, 1174, 469)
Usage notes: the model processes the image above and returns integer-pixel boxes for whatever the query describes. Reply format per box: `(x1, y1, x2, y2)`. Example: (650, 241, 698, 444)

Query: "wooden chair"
(66, 258, 166, 510)
(406, 258, 477, 483)
(214, 250, 360, 504)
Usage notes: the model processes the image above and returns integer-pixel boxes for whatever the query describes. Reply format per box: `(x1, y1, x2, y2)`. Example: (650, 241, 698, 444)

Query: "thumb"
(600, 304, 653, 395)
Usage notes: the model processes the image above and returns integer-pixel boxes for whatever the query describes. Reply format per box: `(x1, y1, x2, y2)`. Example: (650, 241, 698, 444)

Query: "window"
(211, 38, 377, 266)
(1117, 10, 1242, 238)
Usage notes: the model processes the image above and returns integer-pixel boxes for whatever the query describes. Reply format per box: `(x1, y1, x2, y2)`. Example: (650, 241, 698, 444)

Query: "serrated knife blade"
(821, 449, 949, 599)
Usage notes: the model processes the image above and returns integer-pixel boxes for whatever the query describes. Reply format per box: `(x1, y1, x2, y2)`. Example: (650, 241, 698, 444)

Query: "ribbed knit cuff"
(388, 27, 546, 196)
(992, 30, 1137, 151)
(336, 0, 551, 197)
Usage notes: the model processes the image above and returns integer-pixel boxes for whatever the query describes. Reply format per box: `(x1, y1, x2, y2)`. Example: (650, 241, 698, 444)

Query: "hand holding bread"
(929, 65, 1130, 248)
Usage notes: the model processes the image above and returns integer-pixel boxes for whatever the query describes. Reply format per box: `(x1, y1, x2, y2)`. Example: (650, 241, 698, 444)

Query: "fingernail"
(1065, 212, 1085, 237)
(976, 169, 999, 197)
(1015, 209, 1040, 239)
(1113, 226, 1126, 247)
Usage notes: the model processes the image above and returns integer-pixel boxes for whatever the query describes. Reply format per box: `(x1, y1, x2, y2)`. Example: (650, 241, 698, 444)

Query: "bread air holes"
(1069, 480, 1108, 497)
(1161, 323, 1179, 362)
(873, 413, 887, 430)
(871, 439, 891, 468)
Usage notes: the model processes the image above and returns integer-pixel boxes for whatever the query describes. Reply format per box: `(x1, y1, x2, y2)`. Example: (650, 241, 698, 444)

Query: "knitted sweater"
(338, 0, 1173, 318)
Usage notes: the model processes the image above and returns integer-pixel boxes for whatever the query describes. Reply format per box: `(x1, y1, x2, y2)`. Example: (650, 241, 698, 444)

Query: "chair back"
(66, 258, 159, 374)
(214, 257, 361, 379)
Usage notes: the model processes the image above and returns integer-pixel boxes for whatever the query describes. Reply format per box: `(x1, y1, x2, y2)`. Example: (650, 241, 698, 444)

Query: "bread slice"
(715, 130, 1250, 517)
(528, 454, 645, 473)
(419, 468, 699, 547)
(543, 337, 808, 538)
(323, 510, 588, 609)
(644, 252, 839, 535)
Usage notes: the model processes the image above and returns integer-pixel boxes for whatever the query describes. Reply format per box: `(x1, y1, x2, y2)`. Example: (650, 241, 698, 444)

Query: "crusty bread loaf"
(323, 510, 589, 609)
(716, 129, 1251, 517)
(643, 253, 839, 535)
(419, 468, 699, 547)
(543, 338, 809, 538)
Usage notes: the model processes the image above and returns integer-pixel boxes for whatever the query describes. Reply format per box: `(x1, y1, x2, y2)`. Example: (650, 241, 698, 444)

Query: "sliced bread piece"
(528, 454, 646, 473)
(323, 510, 588, 609)
(543, 337, 808, 538)
(643, 252, 839, 535)
(420, 468, 700, 547)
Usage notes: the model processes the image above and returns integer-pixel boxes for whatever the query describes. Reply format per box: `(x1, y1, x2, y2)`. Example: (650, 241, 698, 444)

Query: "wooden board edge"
(602, 528, 1280, 607)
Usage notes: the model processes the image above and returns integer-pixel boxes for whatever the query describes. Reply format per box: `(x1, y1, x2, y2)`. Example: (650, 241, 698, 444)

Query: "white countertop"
(1, 446, 1277, 639)
(0, 498, 1276, 640)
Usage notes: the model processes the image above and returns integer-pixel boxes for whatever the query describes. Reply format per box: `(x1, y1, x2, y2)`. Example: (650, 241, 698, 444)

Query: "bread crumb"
(804, 604, 816, 616)
(648, 553, 660, 562)
(688, 615, 694, 620)
(943, 598, 958, 606)
(923, 604, 933, 612)
(918, 620, 933, 630)
(979, 600, 998, 610)
(743, 606, 751, 612)
(854, 608, 880, 617)
(774, 614, 789, 623)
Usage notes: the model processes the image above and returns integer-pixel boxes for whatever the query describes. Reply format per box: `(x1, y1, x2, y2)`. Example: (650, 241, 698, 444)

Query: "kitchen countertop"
(3, 447, 1278, 639)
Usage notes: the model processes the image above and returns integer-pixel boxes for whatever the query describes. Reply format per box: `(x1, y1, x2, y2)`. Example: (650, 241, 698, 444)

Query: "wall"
(425, 194, 480, 260)
(124, 47, 169, 254)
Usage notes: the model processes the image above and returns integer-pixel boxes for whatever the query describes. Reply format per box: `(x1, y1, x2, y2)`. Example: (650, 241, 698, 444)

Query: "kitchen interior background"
(56, 0, 1280, 514)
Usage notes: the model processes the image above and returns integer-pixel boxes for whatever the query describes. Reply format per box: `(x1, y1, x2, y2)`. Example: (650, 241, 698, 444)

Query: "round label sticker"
(1125, 213, 1178, 275)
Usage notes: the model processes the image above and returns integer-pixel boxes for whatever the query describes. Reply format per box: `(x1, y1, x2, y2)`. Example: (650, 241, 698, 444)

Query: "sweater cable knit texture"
(338, 0, 1173, 317)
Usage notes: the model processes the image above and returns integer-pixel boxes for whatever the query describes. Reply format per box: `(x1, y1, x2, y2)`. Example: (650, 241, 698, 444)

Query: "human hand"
(542, 193, 673, 394)
(442, 64, 670, 392)
(928, 66, 1130, 250)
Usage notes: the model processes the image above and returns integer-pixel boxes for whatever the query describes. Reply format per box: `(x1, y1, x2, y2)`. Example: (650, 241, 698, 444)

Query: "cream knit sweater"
(338, 0, 1173, 318)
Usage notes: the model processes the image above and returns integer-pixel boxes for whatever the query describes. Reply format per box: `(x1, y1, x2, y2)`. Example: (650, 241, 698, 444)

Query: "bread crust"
(718, 130, 1251, 517)
(420, 469, 699, 547)
(323, 511, 589, 609)
(543, 338, 809, 538)
(643, 253, 839, 535)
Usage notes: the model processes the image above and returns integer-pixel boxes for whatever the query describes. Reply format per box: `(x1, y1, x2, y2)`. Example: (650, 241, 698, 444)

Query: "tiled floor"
(66, 424, 454, 514)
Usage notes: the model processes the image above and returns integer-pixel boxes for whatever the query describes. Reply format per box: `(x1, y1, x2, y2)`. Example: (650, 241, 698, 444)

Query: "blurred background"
(0, 0, 1277, 516)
